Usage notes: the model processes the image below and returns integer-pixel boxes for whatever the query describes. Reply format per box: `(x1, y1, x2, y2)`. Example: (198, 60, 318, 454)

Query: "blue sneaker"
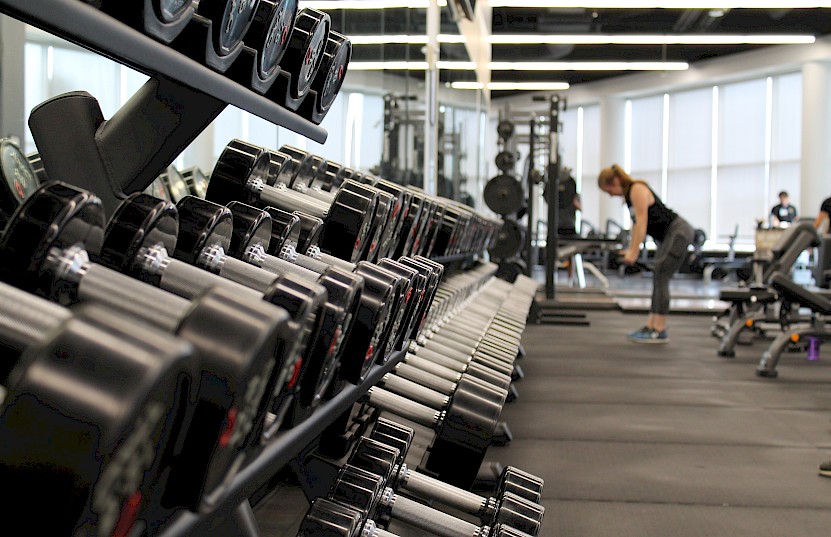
(627, 326, 651, 340)
(630, 329, 669, 344)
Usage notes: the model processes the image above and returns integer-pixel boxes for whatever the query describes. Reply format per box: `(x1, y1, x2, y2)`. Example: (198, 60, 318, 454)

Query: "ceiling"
(334, 7, 831, 96)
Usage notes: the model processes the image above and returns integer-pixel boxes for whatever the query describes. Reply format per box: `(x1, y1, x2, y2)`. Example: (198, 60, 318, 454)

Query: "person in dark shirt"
(814, 196, 831, 232)
(770, 191, 797, 227)
(557, 167, 582, 237)
(598, 164, 695, 344)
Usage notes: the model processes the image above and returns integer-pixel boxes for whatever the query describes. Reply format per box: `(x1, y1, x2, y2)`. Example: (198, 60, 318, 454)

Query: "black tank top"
(625, 182, 677, 242)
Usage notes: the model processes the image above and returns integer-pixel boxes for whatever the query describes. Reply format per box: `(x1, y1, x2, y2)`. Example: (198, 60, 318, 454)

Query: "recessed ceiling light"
(488, 34, 816, 45)
(489, 61, 689, 70)
(299, 0, 447, 8)
(488, 1, 831, 7)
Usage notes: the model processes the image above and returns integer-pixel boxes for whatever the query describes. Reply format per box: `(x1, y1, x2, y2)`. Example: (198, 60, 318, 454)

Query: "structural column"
(800, 61, 831, 219)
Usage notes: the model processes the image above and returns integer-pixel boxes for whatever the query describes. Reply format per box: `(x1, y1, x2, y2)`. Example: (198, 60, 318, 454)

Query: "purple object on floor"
(808, 336, 821, 361)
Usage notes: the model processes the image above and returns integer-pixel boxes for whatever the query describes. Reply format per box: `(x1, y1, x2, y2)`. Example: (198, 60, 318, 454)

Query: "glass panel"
(716, 164, 766, 242)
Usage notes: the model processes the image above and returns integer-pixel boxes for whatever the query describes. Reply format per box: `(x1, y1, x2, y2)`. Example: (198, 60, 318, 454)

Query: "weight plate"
(489, 219, 525, 260)
(484, 174, 524, 215)
(311, 32, 351, 116)
(496, 259, 527, 283)
(0, 139, 39, 228)
(495, 150, 516, 171)
(497, 119, 514, 141)
(198, 0, 260, 58)
(279, 8, 331, 100)
(263, 207, 301, 254)
(205, 139, 271, 206)
(247, 0, 298, 80)
(226, 200, 273, 256)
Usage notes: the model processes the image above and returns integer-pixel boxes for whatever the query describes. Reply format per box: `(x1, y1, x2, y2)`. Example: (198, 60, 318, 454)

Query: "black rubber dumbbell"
(97, 193, 339, 432)
(360, 373, 507, 488)
(180, 165, 209, 197)
(297, 30, 351, 124)
(0, 183, 292, 509)
(354, 420, 544, 533)
(271, 8, 330, 110)
(224, 203, 417, 383)
(298, 497, 535, 537)
(0, 281, 194, 536)
(205, 140, 378, 263)
(330, 458, 542, 537)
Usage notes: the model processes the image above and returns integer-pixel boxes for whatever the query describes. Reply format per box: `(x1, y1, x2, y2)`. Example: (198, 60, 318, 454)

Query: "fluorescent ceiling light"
(300, 0, 447, 8)
(349, 61, 687, 70)
(349, 61, 476, 70)
(451, 81, 571, 90)
(489, 61, 689, 70)
(348, 34, 466, 44)
(488, 1, 831, 7)
(489, 34, 817, 45)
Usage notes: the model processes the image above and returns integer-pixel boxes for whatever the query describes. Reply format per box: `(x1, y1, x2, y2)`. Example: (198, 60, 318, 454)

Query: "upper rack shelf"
(0, 0, 328, 144)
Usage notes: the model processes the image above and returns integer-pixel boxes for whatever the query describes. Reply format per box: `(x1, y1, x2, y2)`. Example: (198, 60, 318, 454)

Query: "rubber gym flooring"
(486, 306, 831, 537)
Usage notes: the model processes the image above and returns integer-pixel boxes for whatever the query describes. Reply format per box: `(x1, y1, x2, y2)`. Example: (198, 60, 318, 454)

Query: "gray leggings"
(651, 218, 695, 315)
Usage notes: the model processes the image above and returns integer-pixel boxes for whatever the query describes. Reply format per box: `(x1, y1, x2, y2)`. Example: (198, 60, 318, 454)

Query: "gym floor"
(254, 274, 831, 536)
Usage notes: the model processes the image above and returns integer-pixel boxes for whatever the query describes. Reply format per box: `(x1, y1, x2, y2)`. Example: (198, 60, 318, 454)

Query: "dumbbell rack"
(0, 0, 326, 215)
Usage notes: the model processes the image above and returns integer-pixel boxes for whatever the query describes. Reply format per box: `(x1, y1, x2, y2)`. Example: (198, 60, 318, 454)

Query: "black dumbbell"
(97, 193, 339, 432)
(206, 140, 378, 263)
(299, 496, 536, 537)
(224, 203, 415, 383)
(353, 421, 544, 532)
(0, 281, 194, 536)
(0, 183, 292, 509)
(360, 371, 507, 488)
(330, 457, 542, 537)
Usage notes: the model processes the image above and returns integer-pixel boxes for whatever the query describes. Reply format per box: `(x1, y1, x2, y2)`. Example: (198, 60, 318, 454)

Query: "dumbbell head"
(0, 138, 40, 226)
(498, 467, 544, 504)
(172, 196, 234, 264)
(347, 437, 399, 489)
(0, 182, 105, 297)
(298, 497, 365, 537)
(492, 492, 545, 536)
(204, 138, 270, 207)
(198, 0, 260, 58)
(279, 8, 331, 100)
(226, 200, 273, 256)
(294, 211, 324, 253)
(376, 259, 426, 350)
(330, 464, 387, 519)
(0, 297, 194, 536)
(369, 417, 414, 467)
(245, 0, 298, 82)
(263, 206, 301, 254)
(355, 261, 409, 360)
(307, 31, 351, 120)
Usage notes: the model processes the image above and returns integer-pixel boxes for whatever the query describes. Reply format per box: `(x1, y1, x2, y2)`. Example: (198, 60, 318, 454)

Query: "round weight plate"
(355, 262, 406, 362)
(497, 119, 514, 141)
(489, 219, 525, 260)
(495, 150, 516, 172)
(293, 211, 324, 254)
(318, 185, 377, 263)
(200, 0, 260, 58)
(311, 32, 351, 115)
(0, 138, 39, 228)
(249, 0, 298, 80)
(279, 8, 331, 99)
(484, 174, 524, 215)
(298, 498, 364, 537)
(0, 182, 105, 295)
